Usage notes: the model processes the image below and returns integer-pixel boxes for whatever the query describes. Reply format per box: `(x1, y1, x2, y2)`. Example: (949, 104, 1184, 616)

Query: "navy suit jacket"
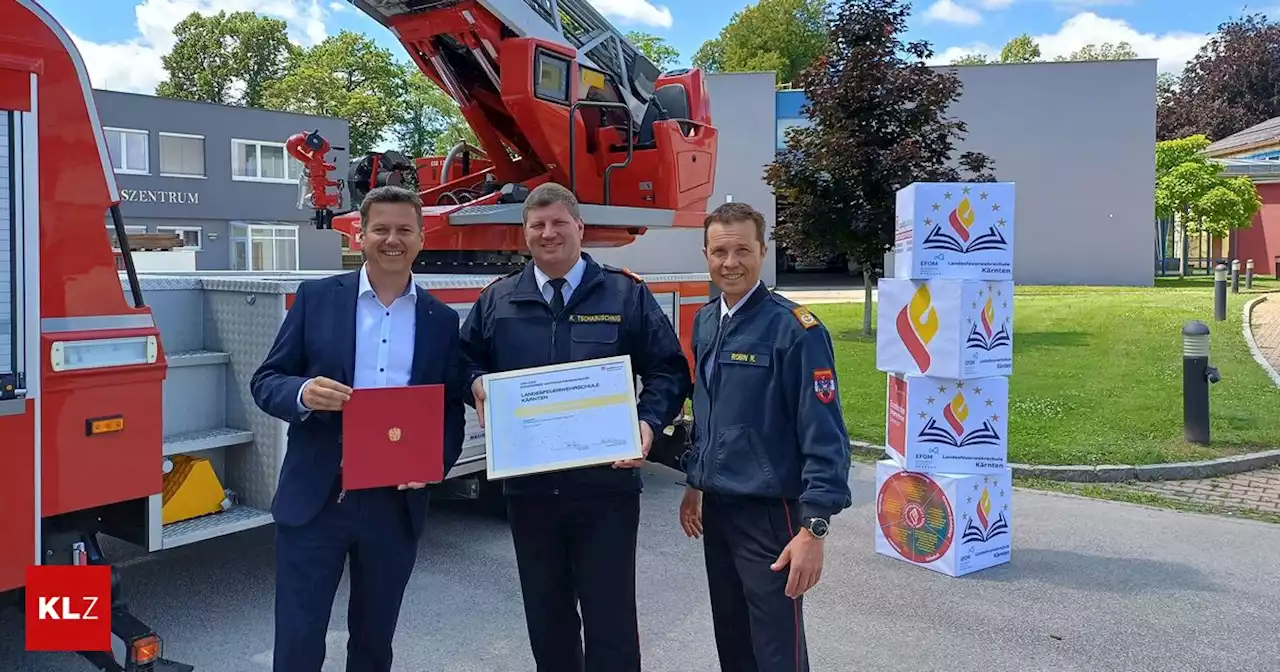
(249, 270, 467, 539)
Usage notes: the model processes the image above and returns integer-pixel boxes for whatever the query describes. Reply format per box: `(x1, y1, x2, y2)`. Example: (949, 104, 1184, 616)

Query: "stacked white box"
(874, 459, 1013, 578)
(892, 182, 1016, 281)
(874, 181, 1016, 578)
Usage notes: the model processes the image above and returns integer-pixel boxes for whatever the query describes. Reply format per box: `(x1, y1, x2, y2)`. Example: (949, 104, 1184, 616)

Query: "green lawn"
(810, 279, 1280, 466)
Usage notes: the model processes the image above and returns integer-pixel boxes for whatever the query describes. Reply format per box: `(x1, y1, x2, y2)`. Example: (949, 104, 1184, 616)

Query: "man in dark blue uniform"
(679, 201, 852, 672)
(250, 185, 467, 672)
(459, 182, 691, 672)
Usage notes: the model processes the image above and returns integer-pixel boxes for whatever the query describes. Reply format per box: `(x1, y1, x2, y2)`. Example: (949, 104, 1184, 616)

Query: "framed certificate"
(481, 355, 643, 480)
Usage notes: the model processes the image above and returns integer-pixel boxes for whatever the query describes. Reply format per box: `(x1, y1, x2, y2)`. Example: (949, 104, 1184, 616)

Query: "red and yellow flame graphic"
(895, 284, 939, 372)
(981, 296, 995, 338)
(942, 392, 968, 436)
(948, 196, 976, 242)
(977, 486, 991, 529)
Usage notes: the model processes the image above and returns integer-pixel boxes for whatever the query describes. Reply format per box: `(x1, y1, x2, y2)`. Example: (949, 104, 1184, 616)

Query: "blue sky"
(38, 0, 1264, 97)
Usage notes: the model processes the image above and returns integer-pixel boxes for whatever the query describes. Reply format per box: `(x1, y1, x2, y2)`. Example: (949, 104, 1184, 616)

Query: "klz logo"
(37, 596, 101, 619)
(25, 565, 112, 652)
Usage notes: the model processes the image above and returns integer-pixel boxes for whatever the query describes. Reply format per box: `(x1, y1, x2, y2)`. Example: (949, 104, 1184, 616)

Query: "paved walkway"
(1251, 296, 1280, 372)
(1110, 468, 1280, 519)
(774, 287, 877, 305)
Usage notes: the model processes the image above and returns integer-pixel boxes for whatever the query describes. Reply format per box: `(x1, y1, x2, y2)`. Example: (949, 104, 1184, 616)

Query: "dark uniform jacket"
(459, 253, 692, 496)
(682, 282, 853, 521)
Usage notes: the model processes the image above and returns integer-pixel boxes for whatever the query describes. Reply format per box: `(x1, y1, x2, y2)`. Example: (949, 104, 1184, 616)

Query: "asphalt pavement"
(2, 463, 1278, 672)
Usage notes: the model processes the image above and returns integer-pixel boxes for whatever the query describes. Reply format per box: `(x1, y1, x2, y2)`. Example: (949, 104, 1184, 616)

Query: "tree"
(951, 36, 1144, 67)
(155, 11, 298, 107)
(262, 31, 405, 156)
(390, 63, 477, 158)
(691, 0, 829, 86)
(949, 34, 1040, 66)
(1056, 42, 1138, 62)
(1156, 71, 1177, 105)
(626, 31, 680, 70)
(1155, 134, 1261, 275)
(765, 0, 995, 336)
(1158, 13, 1280, 141)
(1000, 34, 1041, 63)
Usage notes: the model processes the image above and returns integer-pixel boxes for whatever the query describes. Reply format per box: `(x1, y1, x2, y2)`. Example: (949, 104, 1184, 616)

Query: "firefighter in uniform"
(459, 182, 692, 672)
(679, 201, 852, 672)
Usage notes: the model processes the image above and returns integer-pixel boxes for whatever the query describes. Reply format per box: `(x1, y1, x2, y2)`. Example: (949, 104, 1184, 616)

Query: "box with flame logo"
(874, 459, 1012, 577)
(876, 278, 1014, 379)
(885, 372, 1009, 474)
(892, 181, 1016, 281)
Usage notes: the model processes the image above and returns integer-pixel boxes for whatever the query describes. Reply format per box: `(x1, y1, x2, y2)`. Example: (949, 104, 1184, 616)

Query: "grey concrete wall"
(585, 72, 779, 286)
(894, 59, 1156, 286)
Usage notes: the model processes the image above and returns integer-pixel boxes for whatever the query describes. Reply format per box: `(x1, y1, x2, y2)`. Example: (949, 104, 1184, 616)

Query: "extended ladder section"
(516, 0, 659, 124)
(348, 0, 659, 130)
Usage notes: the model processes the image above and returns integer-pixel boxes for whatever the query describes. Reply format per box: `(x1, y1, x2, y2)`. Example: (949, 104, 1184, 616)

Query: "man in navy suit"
(250, 185, 466, 672)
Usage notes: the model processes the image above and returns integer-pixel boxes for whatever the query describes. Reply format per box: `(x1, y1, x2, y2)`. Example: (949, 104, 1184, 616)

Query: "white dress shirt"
(534, 255, 587, 305)
(297, 264, 418, 416)
(705, 280, 763, 382)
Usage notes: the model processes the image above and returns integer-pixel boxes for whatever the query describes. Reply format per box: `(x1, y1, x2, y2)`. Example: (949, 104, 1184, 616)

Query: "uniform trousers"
(701, 491, 809, 672)
(507, 491, 642, 672)
(273, 482, 418, 672)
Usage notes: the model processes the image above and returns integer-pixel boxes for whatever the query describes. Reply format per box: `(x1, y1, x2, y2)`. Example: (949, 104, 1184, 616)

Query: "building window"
(159, 133, 205, 178)
(105, 225, 148, 251)
(230, 222, 299, 271)
(231, 139, 304, 184)
(104, 127, 149, 174)
(156, 225, 202, 251)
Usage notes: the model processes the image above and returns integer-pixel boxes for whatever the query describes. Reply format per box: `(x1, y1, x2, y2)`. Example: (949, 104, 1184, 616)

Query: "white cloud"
(925, 0, 983, 26)
(978, 0, 1016, 8)
(928, 11, 1210, 74)
(67, 0, 674, 96)
(68, 0, 331, 95)
(1049, 0, 1136, 8)
(590, 0, 673, 28)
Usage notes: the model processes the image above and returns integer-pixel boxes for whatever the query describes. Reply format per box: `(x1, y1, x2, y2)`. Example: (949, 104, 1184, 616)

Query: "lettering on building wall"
(120, 189, 200, 205)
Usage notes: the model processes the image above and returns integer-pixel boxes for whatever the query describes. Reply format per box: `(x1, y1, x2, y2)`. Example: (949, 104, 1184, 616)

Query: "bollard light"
(1182, 320, 1220, 446)
(1246, 259, 1255, 289)
(1214, 263, 1228, 321)
(1231, 259, 1241, 294)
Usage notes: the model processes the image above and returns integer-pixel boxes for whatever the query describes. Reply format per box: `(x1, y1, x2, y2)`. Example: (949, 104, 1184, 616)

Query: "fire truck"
(0, 0, 718, 669)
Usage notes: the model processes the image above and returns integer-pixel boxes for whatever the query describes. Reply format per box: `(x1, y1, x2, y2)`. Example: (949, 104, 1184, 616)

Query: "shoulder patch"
(791, 305, 820, 329)
(482, 266, 521, 292)
(603, 264, 645, 283)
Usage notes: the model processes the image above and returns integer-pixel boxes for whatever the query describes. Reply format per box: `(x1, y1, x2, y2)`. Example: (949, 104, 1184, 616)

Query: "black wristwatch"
(803, 517, 829, 539)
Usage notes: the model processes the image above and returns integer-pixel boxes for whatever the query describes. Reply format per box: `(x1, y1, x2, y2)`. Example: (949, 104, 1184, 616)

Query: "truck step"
(161, 504, 273, 549)
(162, 427, 254, 457)
(165, 349, 230, 368)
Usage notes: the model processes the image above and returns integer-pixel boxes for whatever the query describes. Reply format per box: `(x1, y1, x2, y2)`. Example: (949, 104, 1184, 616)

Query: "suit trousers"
(701, 492, 809, 672)
(273, 482, 418, 672)
(507, 491, 642, 672)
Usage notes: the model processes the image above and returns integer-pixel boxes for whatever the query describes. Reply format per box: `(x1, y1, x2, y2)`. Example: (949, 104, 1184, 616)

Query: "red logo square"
(25, 565, 112, 652)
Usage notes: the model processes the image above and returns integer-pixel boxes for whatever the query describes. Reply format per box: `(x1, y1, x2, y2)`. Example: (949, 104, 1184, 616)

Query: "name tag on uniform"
(569, 313, 622, 323)
(719, 351, 770, 366)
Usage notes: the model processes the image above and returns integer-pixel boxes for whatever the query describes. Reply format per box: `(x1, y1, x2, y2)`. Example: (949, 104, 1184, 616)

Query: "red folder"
(341, 384, 444, 490)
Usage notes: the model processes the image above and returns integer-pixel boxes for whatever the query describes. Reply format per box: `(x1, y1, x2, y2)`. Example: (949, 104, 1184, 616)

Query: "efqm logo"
(25, 564, 112, 652)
